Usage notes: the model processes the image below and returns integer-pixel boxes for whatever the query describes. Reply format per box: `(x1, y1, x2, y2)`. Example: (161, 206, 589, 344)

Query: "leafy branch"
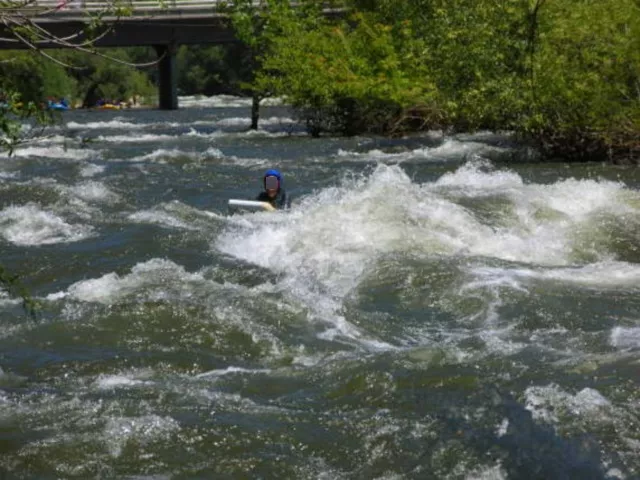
(0, 264, 37, 318)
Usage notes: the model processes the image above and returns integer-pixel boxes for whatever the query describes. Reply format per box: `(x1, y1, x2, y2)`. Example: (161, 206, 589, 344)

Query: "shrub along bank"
(244, 0, 640, 163)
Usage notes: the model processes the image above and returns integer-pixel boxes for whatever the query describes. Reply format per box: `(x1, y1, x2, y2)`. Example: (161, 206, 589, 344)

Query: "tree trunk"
(82, 83, 100, 109)
(250, 93, 260, 130)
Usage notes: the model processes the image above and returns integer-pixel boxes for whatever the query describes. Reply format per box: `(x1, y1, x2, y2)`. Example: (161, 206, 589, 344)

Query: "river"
(1, 96, 639, 479)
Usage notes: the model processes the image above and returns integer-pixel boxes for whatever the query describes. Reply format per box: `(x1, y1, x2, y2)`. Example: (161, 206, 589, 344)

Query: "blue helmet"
(264, 169, 282, 181)
(263, 169, 283, 189)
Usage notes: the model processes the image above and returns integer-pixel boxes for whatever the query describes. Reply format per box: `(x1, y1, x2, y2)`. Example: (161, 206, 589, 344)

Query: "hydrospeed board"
(228, 199, 276, 213)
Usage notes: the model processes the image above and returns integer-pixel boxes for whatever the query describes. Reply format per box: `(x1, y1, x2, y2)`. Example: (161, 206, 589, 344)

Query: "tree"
(226, 0, 326, 129)
(0, 51, 77, 103)
(227, 0, 269, 129)
(244, 0, 638, 161)
(525, 0, 640, 161)
(258, 9, 438, 135)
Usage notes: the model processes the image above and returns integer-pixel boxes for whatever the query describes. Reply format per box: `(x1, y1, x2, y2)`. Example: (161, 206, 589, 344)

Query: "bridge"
(0, 1, 338, 109)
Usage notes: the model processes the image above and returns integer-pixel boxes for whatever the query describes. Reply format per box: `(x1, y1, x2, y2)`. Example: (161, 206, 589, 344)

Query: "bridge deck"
(0, 0, 344, 108)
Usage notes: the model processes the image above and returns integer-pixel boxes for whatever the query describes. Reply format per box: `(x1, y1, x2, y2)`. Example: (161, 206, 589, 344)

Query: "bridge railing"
(5, 1, 342, 20)
(41, 0, 225, 10)
(8, 0, 231, 15)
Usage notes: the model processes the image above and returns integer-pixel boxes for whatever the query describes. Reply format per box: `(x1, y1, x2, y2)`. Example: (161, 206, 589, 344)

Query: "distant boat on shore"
(47, 99, 70, 111)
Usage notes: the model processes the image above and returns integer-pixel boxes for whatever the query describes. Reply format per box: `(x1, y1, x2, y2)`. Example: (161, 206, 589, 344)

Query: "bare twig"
(0, 0, 166, 68)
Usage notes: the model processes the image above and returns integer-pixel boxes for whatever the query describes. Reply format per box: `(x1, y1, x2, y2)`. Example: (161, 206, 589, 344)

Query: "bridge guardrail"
(6, 0, 231, 16)
(4, 1, 343, 21)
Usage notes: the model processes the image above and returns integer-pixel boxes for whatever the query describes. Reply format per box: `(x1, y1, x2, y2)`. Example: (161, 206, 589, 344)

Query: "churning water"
(0, 96, 639, 479)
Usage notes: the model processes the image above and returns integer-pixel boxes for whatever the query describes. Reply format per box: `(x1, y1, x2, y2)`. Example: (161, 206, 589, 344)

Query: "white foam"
(95, 374, 148, 389)
(435, 160, 523, 190)
(434, 162, 634, 265)
(337, 139, 508, 164)
(241, 128, 302, 138)
(179, 94, 253, 108)
(184, 128, 218, 138)
(0, 145, 96, 160)
(540, 262, 640, 289)
(215, 116, 295, 127)
(0, 171, 19, 180)
(291, 349, 326, 367)
(178, 94, 285, 108)
(610, 327, 640, 349)
(217, 161, 640, 350)
(216, 166, 431, 348)
(79, 163, 105, 178)
(95, 133, 178, 143)
(220, 162, 571, 295)
(496, 418, 509, 437)
(135, 148, 193, 163)
(606, 468, 626, 480)
(30, 134, 69, 145)
(536, 178, 628, 219)
(128, 208, 196, 230)
(525, 384, 612, 424)
(104, 414, 180, 458)
(424, 138, 484, 159)
(69, 181, 120, 203)
(336, 148, 407, 162)
(194, 366, 271, 378)
(127, 147, 265, 165)
(219, 155, 271, 168)
(465, 463, 507, 480)
(46, 291, 67, 301)
(469, 262, 640, 292)
(129, 147, 225, 163)
(67, 120, 142, 130)
(260, 97, 286, 106)
(455, 131, 513, 142)
(50, 258, 205, 304)
(0, 288, 22, 308)
(0, 204, 93, 246)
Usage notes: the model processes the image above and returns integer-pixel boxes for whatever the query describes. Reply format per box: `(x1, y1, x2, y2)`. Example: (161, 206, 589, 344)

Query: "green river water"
(0, 97, 639, 479)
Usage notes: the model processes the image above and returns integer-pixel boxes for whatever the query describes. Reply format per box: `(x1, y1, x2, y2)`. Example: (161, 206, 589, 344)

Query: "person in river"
(256, 169, 291, 209)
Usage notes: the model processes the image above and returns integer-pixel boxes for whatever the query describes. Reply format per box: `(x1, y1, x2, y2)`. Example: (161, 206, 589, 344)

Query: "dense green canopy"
(244, 0, 640, 161)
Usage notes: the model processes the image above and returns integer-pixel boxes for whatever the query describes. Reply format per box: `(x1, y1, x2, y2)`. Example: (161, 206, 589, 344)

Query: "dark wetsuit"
(256, 188, 291, 210)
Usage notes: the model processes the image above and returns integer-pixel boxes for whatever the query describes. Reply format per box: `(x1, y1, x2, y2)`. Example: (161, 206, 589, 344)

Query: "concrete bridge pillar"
(154, 43, 178, 110)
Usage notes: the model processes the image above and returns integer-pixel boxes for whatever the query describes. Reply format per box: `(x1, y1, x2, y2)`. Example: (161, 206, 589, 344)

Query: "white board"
(228, 199, 276, 213)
